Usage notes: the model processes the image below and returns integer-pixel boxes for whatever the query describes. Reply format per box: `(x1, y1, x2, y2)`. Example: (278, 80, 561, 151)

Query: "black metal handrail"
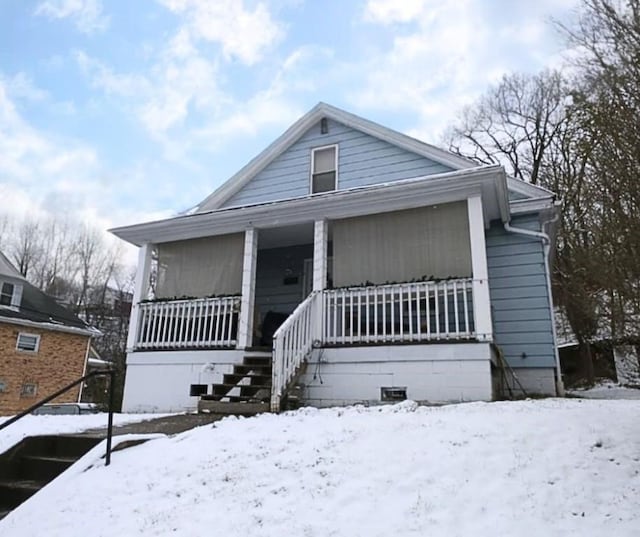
(0, 369, 116, 466)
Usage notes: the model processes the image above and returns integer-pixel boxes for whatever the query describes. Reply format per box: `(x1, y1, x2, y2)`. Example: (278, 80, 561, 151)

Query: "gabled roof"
(0, 251, 26, 281)
(0, 250, 96, 336)
(196, 102, 479, 212)
(0, 279, 93, 333)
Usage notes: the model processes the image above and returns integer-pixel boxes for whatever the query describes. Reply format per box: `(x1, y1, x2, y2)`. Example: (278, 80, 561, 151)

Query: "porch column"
(313, 219, 328, 291)
(312, 219, 328, 344)
(467, 195, 493, 341)
(237, 228, 258, 349)
(126, 243, 152, 352)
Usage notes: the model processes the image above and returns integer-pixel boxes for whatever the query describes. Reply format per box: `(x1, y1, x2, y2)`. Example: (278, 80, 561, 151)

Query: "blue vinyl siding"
(221, 119, 453, 208)
(486, 215, 556, 369)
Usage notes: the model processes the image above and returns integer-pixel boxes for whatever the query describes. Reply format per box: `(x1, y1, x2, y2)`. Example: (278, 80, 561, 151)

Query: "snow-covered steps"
(0, 434, 101, 519)
(0, 479, 41, 510)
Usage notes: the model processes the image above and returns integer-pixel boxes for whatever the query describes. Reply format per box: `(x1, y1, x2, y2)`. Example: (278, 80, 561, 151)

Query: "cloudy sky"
(1, 0, 579, 242)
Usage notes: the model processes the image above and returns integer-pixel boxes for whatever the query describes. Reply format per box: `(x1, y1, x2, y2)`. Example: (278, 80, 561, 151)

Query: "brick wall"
(0, 321, 90, 415)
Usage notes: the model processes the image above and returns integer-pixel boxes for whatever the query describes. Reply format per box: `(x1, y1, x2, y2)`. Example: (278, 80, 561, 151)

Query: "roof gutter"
(0, 315, 100, 338)
(503, 211, 564, 396)
(111, 165, 508, 246)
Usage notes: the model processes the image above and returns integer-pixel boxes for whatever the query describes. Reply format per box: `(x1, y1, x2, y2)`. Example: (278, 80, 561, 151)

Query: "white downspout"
(503, 214, 565, 396)
(78, 336, 92, 402)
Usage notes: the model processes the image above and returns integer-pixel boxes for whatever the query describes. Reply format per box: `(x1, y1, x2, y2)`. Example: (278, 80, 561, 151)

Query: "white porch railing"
(323, 279, 475, 345)
(269, 278, 475, 412)
(135, 296, 240, 349)
(271, 291, 321, 413)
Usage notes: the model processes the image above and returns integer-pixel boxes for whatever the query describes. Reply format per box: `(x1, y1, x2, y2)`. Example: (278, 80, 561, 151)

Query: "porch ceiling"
(110, 165, 510, 246)
(258, 223, 314, 249)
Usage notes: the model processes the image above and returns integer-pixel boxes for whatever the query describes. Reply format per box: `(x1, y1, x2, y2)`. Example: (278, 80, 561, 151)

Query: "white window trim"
(16, 332, 41, 353)
(310, 144, 339, 194)
(0, 279, 23, 311)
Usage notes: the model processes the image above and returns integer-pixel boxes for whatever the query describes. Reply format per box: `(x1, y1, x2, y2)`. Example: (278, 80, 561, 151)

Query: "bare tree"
(446, 69, 604, 383)
(0, 215, 8, 249)
(560, 0, 640, 342)
(446, 70, 570, 185)
(10, 218, 42, 278)
(0, 211, 132, 407)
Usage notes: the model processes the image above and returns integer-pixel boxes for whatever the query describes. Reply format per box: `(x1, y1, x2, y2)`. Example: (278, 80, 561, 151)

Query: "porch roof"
(111, 165, 513, 247)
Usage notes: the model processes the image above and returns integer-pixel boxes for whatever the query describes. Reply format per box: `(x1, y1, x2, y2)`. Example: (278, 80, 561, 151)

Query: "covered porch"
(114, 166, 509, 411)
(131, 278, 476, 350)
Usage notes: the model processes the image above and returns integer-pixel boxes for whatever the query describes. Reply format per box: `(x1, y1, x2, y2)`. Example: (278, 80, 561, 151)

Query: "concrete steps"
(0, 435, 101, 519)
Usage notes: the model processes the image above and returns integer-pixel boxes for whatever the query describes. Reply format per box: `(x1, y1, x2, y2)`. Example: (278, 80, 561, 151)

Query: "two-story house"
(0, 252, 97, 414)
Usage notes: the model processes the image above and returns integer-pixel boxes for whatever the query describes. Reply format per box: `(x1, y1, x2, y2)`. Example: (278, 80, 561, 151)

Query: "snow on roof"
(0, 251, 25, 280)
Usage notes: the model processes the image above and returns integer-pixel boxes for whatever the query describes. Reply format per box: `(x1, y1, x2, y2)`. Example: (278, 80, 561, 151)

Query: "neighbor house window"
(0, 282, 14, 306)
(20, 383, 38, 398)
(311, 145, 337, 193)
(16, 333, 40, 353)
(0, 280, 22, 309)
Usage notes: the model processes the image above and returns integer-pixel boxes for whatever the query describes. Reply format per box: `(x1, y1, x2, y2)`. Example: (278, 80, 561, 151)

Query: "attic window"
(0, 282, 14, 306)
(311, 145, 337, 194)
(0, 280, 22, 309)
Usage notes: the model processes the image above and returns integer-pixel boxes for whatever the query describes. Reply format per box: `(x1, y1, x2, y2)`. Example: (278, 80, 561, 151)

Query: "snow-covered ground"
(1, 399, 639, 536)
(0, 413, 169, 454)
(569, 380, 640, 400)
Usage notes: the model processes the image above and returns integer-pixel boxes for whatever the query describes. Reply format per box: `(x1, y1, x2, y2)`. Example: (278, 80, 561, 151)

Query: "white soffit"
(507, 176, 555, 199)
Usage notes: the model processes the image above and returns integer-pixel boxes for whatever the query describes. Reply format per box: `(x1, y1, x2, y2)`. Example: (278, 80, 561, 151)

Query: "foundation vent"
(381, 387, 407, 402)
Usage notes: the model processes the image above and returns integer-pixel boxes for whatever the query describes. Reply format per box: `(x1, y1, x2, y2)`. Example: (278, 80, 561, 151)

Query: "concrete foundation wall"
(299, 343, 493, 407)
(122, 350, 244, 413)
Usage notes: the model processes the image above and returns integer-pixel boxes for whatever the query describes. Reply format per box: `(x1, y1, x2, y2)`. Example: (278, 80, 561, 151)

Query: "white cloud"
(34, 0, 110, 34)
(0, 78, 152, 239)
(355, 0, 576, 141)
(364, 0, 427, 24)
(2, 72, 49, 102)
(72, 31, 320, 162)
(75, 51, 150, 97)
(158, 0, 284, 65)
(354, 0, 483, 138)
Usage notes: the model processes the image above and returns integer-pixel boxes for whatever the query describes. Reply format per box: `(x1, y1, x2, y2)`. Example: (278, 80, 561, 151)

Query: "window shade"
(332, 202, 472, 287)
(156, 233, 244, 298)
(313, 147, 335, 173)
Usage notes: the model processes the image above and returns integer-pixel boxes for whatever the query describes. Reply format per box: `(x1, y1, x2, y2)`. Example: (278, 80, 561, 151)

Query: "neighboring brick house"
(0, 252, 97, 415)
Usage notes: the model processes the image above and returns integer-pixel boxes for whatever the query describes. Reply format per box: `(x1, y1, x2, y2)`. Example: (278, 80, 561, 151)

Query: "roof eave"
(0, 315, 99, 337)
(111, 165, 509, 246)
